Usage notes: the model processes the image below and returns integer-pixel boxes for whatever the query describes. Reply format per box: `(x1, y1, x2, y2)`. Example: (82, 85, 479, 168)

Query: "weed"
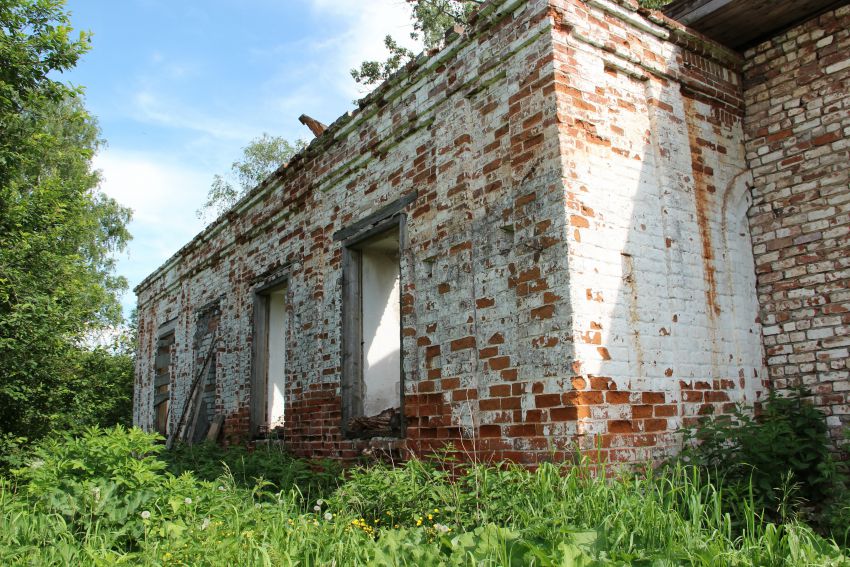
(0, 426, 848, 565)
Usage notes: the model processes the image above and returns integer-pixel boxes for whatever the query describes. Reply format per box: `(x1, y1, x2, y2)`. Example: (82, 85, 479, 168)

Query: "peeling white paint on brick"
(133, 0, 848, 463)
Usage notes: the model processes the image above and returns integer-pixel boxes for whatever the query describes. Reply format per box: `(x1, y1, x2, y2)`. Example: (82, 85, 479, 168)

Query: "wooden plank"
(154, 391, 169, 407)
(249, 294, 269, 438)
(396, 214, 408, 438)
(185, 381, 208, 444)
(332, 191, 417, 242)
(340, 246, 363, 431)
(206, 415, 225, 442)
(665, 0, 849, 50)
(663, 0, 734, 24)
(166, 337, 218, 449)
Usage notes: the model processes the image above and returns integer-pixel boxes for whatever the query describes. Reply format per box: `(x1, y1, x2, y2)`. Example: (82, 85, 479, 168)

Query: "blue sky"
(61, 0, 421, 316)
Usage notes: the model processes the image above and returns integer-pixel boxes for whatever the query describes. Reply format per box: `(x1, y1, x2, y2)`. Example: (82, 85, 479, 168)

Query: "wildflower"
(434, 523, 450, 534)
(164, 552, 172, 560)
(201, 518, 211, 530)
(428, 514, 433, 520)
(141, 510, 151, 520)
(434, 508, 440, 513)
(218, 485, 226, 492)
(316, 499, 324, 506)
(324, 512, 333, 521)
(184, 497, 192, 505)
(416, 518, 423, 526)
(314, 505, 321, 512)
(91, 487, 101, 502)
(30, 459, 44, 469)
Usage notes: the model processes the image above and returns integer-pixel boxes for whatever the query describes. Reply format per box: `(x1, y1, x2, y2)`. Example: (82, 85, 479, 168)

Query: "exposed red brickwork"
(743, 4, 850, 442)
(132, 0, 848, 465)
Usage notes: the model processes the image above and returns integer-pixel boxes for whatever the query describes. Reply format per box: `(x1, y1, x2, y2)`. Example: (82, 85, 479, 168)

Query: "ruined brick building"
(134, 0, 850, 463)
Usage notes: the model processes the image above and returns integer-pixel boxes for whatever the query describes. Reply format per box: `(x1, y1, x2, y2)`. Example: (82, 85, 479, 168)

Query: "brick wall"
(134, 0, 770, 464)
(135, 0, 567, 461)
(548, 0, 766, 463)
(743, 4, 850, 442)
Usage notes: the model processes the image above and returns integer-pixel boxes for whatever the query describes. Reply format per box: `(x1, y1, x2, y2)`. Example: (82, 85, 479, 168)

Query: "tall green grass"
(0, 427, 847, 565)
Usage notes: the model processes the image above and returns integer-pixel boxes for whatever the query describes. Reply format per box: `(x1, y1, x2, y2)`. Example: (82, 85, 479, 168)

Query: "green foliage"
(351, 0, 481, 87)
(0, 0, 91, 180)
(66, 347, 135, 430)
(640, 0, 674, 9)
(2, 427, 849, 565)
(197, 133, 306, 221)
(679, 389, 837, 526)
(0, 0, 133, 450)
(351, 0, 674, 87)
(165, 441, 341, 503)
(0, 427, 848, 565)
(351, 34, 417, 86)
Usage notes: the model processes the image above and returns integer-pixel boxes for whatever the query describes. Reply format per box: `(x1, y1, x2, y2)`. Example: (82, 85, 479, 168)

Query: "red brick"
(642, 392, 665, 404)
(606, 391, 630, 404)
(450, 336, 476, 351)
(535, 393, 562, 408)
(550, 406, 578, 421)
(608, 420, 634, 433)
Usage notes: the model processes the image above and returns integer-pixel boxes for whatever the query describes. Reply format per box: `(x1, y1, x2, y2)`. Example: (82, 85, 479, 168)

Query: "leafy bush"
(12, 426, 171, 550)
(165, 441, 341, 503)
(679, 389, 837, 525)
(1, 426, 848, 565)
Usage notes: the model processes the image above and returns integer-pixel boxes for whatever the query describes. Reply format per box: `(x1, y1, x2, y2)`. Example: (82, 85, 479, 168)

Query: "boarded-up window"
(153, 330, 175, 435)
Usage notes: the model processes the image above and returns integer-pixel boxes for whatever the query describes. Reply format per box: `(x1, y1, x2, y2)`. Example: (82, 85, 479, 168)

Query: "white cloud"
(95, 149, 209, 232)
(131, 89, 257, 141)
(92, 1, 427, 316)
(302, 0, 423, 98)
(94, 149, 211, 313)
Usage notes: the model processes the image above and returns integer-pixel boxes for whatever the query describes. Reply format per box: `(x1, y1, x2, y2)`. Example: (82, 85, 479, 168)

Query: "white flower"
(324, 512, 333, 521)
(313, 505, 321, 512)
(91, 487, 101, 501)
(316, 499, 324, 506)
(434, 523, 450, 533)
(30, 459, 44, 469)
(140, 510, 151, 520)
(201, 518, 211, 530)
(218, 486, 226, 492)
(184, 497, 192, 504)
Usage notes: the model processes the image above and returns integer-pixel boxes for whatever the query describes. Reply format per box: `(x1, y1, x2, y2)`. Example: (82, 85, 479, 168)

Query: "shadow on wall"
(557, 46, 766, 462)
